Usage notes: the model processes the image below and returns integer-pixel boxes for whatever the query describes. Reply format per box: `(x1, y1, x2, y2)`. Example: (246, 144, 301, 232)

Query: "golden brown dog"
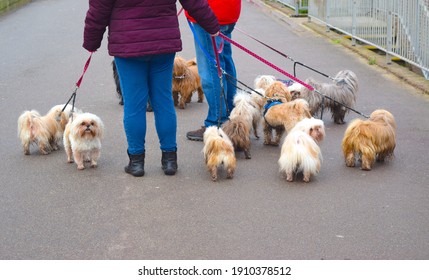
(17, 104, 77, 155)
(263, 99, 312, 146)
(342, 109, 396, 170)
(172, 56, 203, 109)
(203, 126, 236, 181)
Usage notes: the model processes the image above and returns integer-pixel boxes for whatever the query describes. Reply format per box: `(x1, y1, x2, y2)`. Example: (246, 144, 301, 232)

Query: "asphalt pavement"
(0, 0, 428, 260)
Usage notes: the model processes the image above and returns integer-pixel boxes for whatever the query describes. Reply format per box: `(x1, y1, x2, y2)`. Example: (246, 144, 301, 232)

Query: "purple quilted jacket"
(83, 0, 219, 57)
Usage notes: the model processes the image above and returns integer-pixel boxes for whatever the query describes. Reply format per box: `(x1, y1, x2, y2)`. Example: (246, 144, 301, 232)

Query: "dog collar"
(174, 74, 186, 79)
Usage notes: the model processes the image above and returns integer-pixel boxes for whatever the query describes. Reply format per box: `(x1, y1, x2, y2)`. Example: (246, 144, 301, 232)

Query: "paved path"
(0, 0, 428, 259)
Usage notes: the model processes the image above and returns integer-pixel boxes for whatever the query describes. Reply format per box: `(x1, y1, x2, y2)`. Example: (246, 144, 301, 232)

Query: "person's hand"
(211, 31, 219, 37)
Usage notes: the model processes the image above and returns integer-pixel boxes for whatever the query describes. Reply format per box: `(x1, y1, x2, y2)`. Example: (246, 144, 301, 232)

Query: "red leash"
(218, 33, 314, 91)
(61, 51, 94, 113)
(75, 51, 93, 88)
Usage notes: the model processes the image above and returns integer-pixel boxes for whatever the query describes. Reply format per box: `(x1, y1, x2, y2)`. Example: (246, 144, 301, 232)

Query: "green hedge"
(0, 0, 32, 15)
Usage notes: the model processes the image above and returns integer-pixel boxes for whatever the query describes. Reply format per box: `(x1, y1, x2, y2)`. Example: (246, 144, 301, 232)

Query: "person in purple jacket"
(83, 0, 219, 177)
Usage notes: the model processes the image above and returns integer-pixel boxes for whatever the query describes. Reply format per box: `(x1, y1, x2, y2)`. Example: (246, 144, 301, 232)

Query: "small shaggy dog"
(278, 117, 325, 182)
(63, 112, 104, 170)
(342, 109, 396, 171)
(222, 91, 258, 159)
(292, 70, 358, 124)
(17, 104, 77, 155)
(203, 126, 236, 181)
(222, 117, 251, 159)
(263, 99, 312, 146)
(172, 56, 204, 109)
(254, 74, 276, 91)
(264, 81, 292, 103)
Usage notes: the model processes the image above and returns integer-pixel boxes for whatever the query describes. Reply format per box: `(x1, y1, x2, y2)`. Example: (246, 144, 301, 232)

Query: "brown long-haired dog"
(292, 70, 358, 124)
(172, 56, 204, 109)
(17, 104, 77, 155)
(263, 99, 312, 146)
(203, 126, 236, 181)
(342, 109, 396, 170)
(222, 117, 252, 159)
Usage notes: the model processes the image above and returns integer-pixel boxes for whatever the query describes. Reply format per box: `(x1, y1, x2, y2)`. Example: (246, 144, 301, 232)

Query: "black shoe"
(124, 151, 145, 177)
(186, 126, 206, 141)
(161, 151, 177, 175)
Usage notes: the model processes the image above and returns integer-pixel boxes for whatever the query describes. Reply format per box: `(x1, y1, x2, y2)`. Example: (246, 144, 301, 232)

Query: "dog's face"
(173, 56, 188, 77)
(292, 117, 325, 143)
(288, 83, 303, 100)
(69, 113, 104, 141)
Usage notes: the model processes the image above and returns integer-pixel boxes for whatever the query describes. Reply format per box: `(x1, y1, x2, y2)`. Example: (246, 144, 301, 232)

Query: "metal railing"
(307, 0, 429, 79)
(276, 0, 309, 16)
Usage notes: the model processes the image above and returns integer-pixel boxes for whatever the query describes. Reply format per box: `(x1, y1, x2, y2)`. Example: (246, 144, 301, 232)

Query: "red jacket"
(185, 0, 241, 25)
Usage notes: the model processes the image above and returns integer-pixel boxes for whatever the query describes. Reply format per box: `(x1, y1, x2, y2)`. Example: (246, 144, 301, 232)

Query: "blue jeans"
(114, 54, 177, 155)
(191, 23, 237, 127)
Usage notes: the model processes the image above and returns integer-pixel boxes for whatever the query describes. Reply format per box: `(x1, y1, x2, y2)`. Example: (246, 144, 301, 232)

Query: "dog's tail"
(18, 110, 43, 142)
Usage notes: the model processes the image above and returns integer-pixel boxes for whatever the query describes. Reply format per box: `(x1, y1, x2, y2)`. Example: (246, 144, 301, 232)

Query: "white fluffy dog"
(254, 74, 276, 91)
(63, 112, 104, 170)
(278, 118, 325, 182)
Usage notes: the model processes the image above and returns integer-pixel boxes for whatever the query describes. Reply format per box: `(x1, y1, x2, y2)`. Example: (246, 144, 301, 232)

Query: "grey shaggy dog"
(296, 70, 358, 124)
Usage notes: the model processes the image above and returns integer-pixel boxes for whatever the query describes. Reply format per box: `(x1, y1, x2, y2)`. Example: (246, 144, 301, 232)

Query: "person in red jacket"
(185, 0, 241, 141)
(83, 0, 219, 177)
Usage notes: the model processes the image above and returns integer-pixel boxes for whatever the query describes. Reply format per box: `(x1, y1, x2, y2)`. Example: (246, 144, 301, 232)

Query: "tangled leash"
(219, 33, 369, 119)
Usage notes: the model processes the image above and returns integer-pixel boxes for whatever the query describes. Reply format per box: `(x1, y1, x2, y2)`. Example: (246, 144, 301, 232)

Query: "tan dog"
(17, 104, 77, 155)
(264, 81, 292, 103)
(342, 109, 396, 170)
(278, 117, 325, 182)
(63, 112, 104, 170)
(203, 126, 236, 181)
(172, 56, 203, 109)
(263, 99, 312, 146)
(222, 117, 252, 159)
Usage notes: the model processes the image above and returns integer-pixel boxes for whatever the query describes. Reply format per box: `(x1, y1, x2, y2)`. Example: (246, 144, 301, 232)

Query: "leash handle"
(218, 33, 314, 91)
(75, 51, 93, 88)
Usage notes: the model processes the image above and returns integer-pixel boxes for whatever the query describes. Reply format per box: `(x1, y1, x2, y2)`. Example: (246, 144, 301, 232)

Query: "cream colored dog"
(63, 112, 104, 170)
(278, 117, 325, 182)
(17, 104, 77, 155)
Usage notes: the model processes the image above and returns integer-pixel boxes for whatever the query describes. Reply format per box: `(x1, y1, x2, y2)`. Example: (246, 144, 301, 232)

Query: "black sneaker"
(186, 126, 206, 141)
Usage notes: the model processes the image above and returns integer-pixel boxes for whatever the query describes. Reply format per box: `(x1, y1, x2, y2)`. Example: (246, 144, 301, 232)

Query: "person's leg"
(114, 57, 149, 154)
(147, 53, 177, 152)
(219, 23, 237, 114)
(148, 53, 178, 175)
(114, 57, 149, 176)
(192, 23, 228, 127)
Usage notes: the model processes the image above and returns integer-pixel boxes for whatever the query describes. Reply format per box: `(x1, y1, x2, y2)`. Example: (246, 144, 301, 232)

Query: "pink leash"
(61, 51, 94, 114)
(218, 33, 314, 91)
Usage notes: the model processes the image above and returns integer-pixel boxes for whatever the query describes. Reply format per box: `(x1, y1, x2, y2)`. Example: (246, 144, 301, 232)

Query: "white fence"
(276, 0, 309, 15)
(307, 0, 429, 79)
